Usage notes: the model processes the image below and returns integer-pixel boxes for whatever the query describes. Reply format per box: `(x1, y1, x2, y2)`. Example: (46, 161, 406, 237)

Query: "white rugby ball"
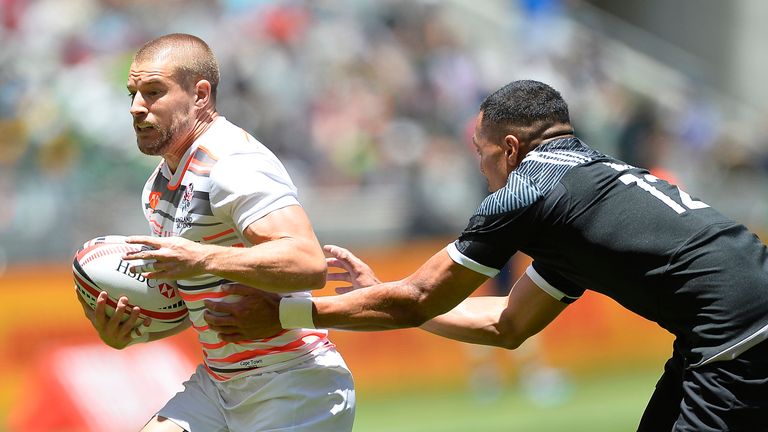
(73, 235, 188, 333)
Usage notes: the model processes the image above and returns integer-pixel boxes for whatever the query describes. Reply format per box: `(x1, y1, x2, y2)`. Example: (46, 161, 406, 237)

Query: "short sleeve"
(453, 171, 543, 270)
(528, 261, 585, 303)
(209, 153, 300, 233)
(446, 242, 501, 277)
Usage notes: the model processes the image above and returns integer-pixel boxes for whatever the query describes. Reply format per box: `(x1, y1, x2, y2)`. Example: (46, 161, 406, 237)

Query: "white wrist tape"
(279, 297, 316, 329)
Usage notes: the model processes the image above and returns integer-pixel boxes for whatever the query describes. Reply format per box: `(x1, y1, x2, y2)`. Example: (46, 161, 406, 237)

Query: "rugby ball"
(73, 235, 188, 333)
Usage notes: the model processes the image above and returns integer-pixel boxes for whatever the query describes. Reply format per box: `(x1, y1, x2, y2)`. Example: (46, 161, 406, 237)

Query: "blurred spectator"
(616, 97, 663, 169)
(0, 0, 763, 264)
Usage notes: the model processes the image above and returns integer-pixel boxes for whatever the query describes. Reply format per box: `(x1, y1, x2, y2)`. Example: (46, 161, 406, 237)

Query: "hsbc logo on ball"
(116, 260, 176, 297)
(158, 282, 176, 299)
(117, 259, 153, 285)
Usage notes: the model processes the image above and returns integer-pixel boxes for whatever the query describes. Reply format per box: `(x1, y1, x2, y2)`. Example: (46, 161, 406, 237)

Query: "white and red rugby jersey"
(141, 116, 330, 381)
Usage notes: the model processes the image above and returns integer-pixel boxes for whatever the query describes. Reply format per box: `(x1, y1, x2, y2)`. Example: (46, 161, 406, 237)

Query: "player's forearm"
(311, 249, 487, 330)
(202, 239, 327, 293)
(419, 297, 518, 349)
(273, 248, 488, 335)
(312, 281, 437, 330)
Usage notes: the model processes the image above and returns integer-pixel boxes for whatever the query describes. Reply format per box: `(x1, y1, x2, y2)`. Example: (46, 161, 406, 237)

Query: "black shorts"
(638, 340, 768, 432)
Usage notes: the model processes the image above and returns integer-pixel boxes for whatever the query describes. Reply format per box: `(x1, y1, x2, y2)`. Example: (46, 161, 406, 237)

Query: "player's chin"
(136, 137, 165, 156)
(136, 144, 161, 156)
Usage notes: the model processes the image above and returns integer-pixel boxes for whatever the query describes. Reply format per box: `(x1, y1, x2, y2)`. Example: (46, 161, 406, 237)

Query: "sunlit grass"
(353, 366, 660, 432)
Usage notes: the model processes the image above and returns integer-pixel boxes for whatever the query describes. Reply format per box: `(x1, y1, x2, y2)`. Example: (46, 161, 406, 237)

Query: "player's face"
(127, 60, 196, 157)
(473, 113, 511, 192)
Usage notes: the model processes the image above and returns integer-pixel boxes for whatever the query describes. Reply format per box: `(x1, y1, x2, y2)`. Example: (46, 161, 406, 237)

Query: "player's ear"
(503, 134, 520, 166)
(194, 80, 212, 108)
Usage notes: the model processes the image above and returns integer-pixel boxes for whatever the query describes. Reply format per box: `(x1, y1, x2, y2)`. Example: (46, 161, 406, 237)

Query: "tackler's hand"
(324, 244, 381, 294)
(203, 284, 283, 342)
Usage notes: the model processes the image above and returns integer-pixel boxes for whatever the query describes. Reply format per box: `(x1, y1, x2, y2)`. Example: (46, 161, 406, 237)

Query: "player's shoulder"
(519, 138, 608, 189)
(519, 138, 606, 173)
(476, 138, 608, 217)
(199, 118, 283, 171)
(195, 117, 255, 158)
(476, 171, 542, 217)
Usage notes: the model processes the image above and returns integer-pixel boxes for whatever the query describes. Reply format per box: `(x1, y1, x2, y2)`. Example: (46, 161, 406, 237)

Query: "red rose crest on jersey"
(181, 183, 194, 211)
(158, 282, 176, 299)
(149, 191, 162, 210)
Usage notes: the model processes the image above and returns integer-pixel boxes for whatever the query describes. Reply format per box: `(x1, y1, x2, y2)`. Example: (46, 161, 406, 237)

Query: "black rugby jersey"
(453, 137, 768, 366)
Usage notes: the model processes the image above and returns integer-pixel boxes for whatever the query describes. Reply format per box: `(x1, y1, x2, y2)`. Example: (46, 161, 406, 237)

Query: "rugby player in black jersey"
(205, 80, 768, 431)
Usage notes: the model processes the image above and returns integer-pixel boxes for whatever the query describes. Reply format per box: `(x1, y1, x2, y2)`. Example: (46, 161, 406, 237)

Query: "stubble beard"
(136, 113, 192, 157)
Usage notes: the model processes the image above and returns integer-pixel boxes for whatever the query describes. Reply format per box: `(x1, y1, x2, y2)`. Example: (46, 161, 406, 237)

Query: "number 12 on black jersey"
(605, 162, 709, 214)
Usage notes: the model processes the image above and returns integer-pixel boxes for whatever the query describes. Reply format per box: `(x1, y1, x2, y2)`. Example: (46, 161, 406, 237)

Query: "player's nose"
(129, 93, 148, 117)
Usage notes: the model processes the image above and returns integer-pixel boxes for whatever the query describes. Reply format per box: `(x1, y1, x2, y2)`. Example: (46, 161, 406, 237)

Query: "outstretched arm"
(204, 244, 567, 347)
(203, 246, 487, 339)
(312, 247, 489, 331)
(419, 274, 567, 349)
(322, 244, 567, 348)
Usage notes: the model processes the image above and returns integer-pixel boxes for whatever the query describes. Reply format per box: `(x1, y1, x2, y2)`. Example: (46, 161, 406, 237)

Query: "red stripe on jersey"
(167, 156, 195, 191)
(179, 290, 230, 302)
(196, 145, 219, 162)
(166, 145, 218, 191)
(202, 228, 235, 241)
(206, 332, 327, 363)
(193, 323, 210, 332)
(187, 165, 211, 176)
(200, 340, 228, 349)
(190, 157, 214, 168)
(149, 219, 163, 235)
(203, 363, 228, 381)
(199, 329, 289, 349)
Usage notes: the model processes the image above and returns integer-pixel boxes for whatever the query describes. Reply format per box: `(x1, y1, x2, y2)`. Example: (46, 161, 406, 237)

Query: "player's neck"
(529, 125, 575, 151)
(164, 112, 219, 173)
(539, 125, 575, 144)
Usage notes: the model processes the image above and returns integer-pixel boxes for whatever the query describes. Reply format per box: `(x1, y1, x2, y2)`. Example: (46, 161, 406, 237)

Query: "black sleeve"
(454, 172, 543, 270)
(530, 261, 585, 303)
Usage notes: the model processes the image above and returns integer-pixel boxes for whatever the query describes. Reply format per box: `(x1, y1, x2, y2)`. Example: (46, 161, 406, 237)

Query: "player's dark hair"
(479, 80, 570, 139)
(134, 33, 220, 103)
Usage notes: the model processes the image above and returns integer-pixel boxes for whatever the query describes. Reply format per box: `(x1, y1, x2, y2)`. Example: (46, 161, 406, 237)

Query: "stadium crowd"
(1, 0, 766, 267)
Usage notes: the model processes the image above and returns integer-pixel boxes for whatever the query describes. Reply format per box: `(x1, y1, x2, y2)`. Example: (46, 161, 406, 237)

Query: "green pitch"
(353, 366, 660, 432)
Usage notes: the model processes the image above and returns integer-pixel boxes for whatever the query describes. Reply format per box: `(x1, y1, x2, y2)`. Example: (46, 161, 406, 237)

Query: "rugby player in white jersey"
(76, 33, 355, 432)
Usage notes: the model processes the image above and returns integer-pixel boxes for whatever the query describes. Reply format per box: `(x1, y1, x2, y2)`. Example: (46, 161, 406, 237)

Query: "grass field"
(353, 366, 660, 432)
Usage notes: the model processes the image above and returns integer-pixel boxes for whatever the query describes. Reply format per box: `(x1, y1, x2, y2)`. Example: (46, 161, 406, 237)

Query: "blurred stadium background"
(1, 0, 767, 430)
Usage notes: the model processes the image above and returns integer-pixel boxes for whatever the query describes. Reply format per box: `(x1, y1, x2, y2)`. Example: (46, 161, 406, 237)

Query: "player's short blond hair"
(134, 33, 220, 103)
